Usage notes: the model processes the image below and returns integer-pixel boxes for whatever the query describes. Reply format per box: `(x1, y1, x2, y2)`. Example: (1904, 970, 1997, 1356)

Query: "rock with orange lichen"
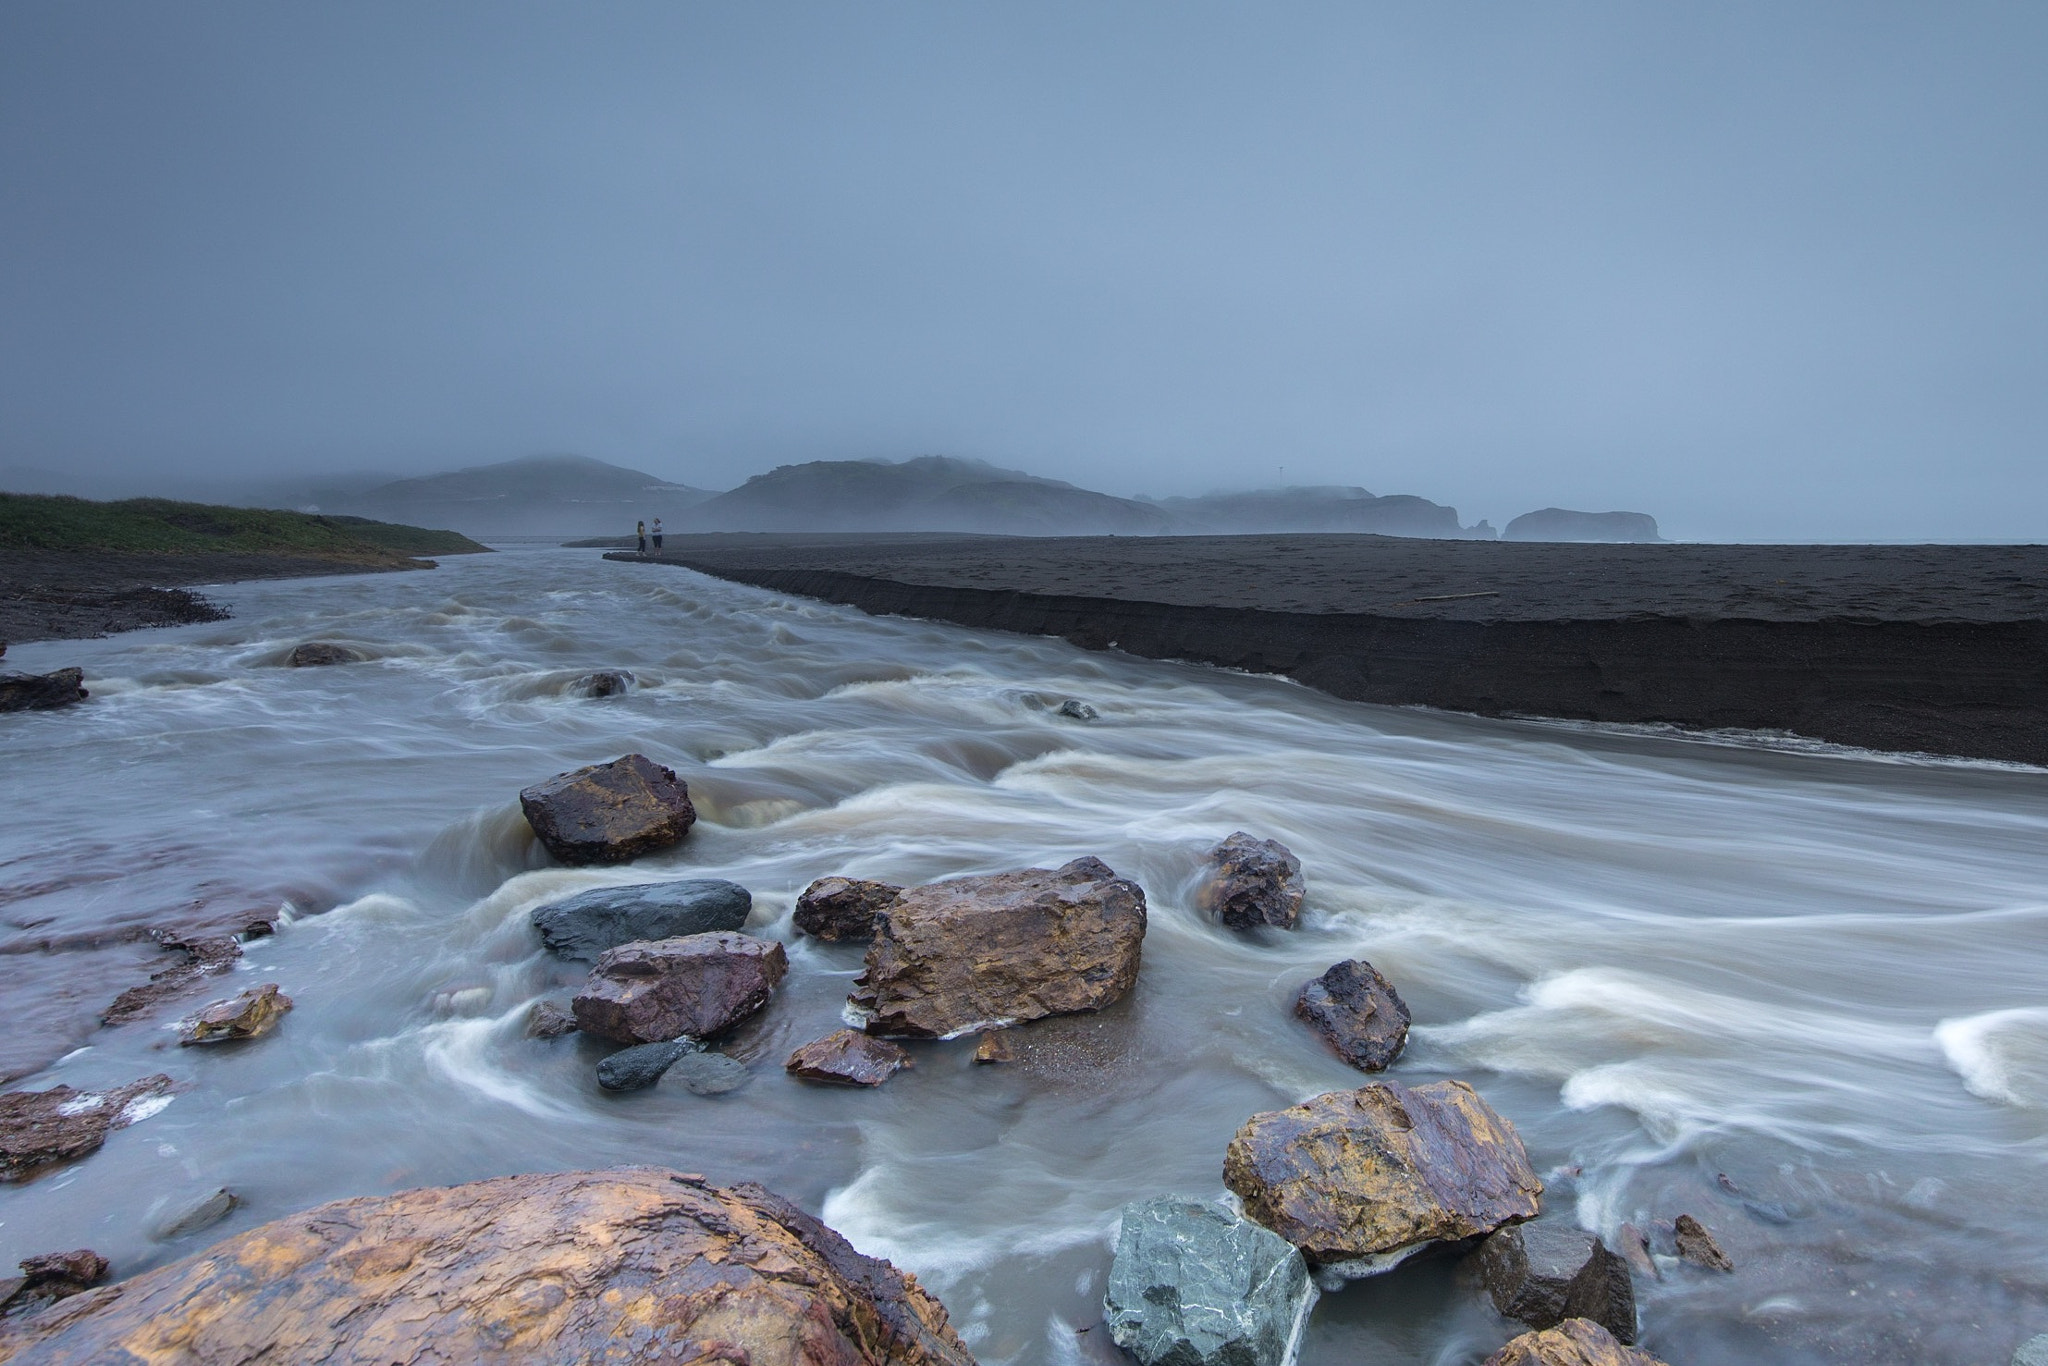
(0, 1167, 976, 1365)
(1483, 1317, 1670, 1366)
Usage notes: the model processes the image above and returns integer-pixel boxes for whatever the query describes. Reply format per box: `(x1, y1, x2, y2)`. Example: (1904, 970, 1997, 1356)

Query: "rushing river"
(2, 547, 2046, 1364)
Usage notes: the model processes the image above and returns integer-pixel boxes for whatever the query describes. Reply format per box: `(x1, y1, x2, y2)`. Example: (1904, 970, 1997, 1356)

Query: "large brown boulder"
(519, 754, 697, 865)
(795, 877, 902, 941)
(1483, 1318, 1670, 1366)
(1294, 959, 1411, 1072)
(0, 1167, 976, 1365)
(1203, 832, 1305, 930)
(572, 931, 788, 1044)
(1222, 1080, 1542, 1275)
(0, 1076, 173, 1183)
(851, 857, 1146, 1039)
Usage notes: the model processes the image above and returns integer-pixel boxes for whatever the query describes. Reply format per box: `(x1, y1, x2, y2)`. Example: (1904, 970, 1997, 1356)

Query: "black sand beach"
(631, 533, 2048, 765)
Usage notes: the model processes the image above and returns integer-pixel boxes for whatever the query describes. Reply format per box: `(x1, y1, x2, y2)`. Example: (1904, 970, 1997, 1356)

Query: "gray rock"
(1294, 960, 1410, 1072)
(150, 1188, 238, 1241)
(1056, 699, 1098, 721)
(2014, 1334, 2048, 1366)
(1206, 832, 1306, 931)
(287, 642, 363, 667)
(572, 670, 634, 698)
(0, 668, 88, 713)
(1479, 1220, 1637, 1344)
(668, 1052, 749, 1095)
(524, 1000, 578, 1039)
(1105, 1198, 1316, 1366)
(596, 1038, 702, 1092)
(532, 879, 753, 962)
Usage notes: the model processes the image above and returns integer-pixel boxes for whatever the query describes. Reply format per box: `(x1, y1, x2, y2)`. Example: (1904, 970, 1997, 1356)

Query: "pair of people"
(635, 518, 665, 554)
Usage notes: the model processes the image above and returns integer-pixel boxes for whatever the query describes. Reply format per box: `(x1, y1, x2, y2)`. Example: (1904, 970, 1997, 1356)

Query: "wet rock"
(1478, 1220, 1637, 1344)
(2016, 1334, 2048, 1366)
(794, 876, 902, 942)
(1223, 1079, 1542, 1276)
(286, 642, 363, 667)
(571, 931, 788, 1044)
(150, 1189, 238, 1241)
(1483, 1318, 1671, 1366)
(1615, 1223, 1658, 1280)
(0, 668, 87, 713)
(852, 857, 1147, 1039)
(1673, 1214, 1734, 1271)
(787, 1029, 911, 1086)
(1205, 831, 1306, 930)
(1104, 1198, 1315, 1366)
(972, 1030, 1015, 1064)
(531, 878, 752, 961)
(0, 1075, 173, 1183)
(0, 1249, 108, 1318)
(1056, 698, 1098, 721)
(178, 983, 291, 1045)
(572, 669, 634, 698)
(669, 1052, 750, 1095)
(102, 932, 242, 1025)
(1294, 959, 1411, 1072)
(596, 1038, 702, 1092)
(524, 999, 578, 1039)
(519, 753, 697, 865)
(0, 1167, 977, 1364)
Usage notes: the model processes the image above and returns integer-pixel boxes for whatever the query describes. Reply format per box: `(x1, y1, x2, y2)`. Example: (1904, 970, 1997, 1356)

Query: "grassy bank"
(0, 494, 490, 564)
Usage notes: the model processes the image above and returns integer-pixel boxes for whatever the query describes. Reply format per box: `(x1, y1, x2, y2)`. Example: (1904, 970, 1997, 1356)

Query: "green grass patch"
(0, 493, 491, 561)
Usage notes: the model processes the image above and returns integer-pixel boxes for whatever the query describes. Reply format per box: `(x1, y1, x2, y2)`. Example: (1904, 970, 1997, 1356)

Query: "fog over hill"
(323, 455, 715, 538)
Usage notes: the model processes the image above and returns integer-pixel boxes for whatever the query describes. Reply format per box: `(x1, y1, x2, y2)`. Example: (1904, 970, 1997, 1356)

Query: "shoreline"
(626, 534, 2048, 766)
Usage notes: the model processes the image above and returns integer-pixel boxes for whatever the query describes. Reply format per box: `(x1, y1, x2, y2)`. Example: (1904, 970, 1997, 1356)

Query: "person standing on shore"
(636, 520, 647, 554)
(651, 518, 663, 553)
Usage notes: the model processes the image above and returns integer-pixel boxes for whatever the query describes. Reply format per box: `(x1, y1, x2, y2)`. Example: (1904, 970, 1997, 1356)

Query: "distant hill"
(679, 456, 1174, 535)
(1504, 508, 1662, 542)
(331, 454, 715, 537)
(0, 493, 489, 562)
(1146, 486, 1487, 538)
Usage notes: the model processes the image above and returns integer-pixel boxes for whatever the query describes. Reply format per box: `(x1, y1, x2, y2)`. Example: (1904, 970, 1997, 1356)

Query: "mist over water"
(2, 549, 2046, 1363)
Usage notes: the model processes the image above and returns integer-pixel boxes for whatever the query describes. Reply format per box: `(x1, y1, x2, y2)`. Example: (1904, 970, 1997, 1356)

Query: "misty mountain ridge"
(325, 454, 716, 537)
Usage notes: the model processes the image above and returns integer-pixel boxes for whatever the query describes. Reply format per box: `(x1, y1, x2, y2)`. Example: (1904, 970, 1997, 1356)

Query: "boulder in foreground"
(1104, 1198, 1315, 1366)
(1205, 832, 1305, 930)
(531, 878, 752, 961)
(1295, 959, 1411, 1072)
(178, 983, 292, 1045)
(519, 754, 696, 866)
(1484, 1318, 1669, 1366)
(572, 931, 788, 1044)
(1223, 1079, 1541, 1276)
(794, 876, 902, 941)
(0, 1075, 173, 1183)
(0, 668, 87, 713)
(1479, 1220, 1637, 1344)
(787, 1029, 911, 1086)
(0, 1167, 977, 1365)
(851, 857, 1146, 1038)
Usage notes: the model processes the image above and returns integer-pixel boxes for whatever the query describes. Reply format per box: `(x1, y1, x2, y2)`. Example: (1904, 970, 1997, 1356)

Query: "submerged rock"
(0, 1168, 977, 1364)
(0, 1249, 109, 1318)
(1479, 1220, 1637, 1344)
(519, 753, 697, 866)
(531, 879, 752, 961)
(1294, 959, 1411, 1072)
(0, 1075, 173, 1183)
(596, 1038, 702, 1092)
(286, 642, 363, 667)
(572, 932, 788, 1044)
(1104, 1198, 1315, 1366)
(852, 857, 1146, 1039)
(1673, 1214, 1734, 1271)
(1056, 698, 1098, 721)
(572, 669, 634, 698)
(102, 932, 242, 1025)
(1205, 832, 1306, 930)
(668, 1052, 750, 1095)
(150, 1189, 238, 1242)
(1483, 1318, 1670, 1366)
(523, 1000, 578, 1039)
(971, 1030, 1015, 1064)
(178, 983, 291, 1045)
(0, 668, 87, 713)
(2015, 1335, 2048, 1366)
(787, 1029, 911, 1086)
(1223, 1080, 1542, 1276)
(793, 876, 902, 942)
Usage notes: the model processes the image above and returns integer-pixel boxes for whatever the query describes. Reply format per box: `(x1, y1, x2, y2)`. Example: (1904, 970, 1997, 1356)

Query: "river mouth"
(2, 547, 2044, 1365)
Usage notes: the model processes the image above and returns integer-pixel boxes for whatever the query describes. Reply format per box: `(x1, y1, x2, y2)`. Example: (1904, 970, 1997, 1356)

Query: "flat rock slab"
(1206, 832, 1305, 930)
(668, 1052, 750, 1095)
(531, 879, 752, 961)
(794, 877, 902, 941)
(1479, 1220, 1637, 1344)
(1223, 1079, 1542, 1275)
(1105, 1198, 1315, 1366)
(1295, 959, 1411, 1072)
(1484, 1318, 1670, 1366)
(851, 857, 1147, 1039)
(519, 753, 696, 866)
(0, 1075, 173, 1183)
(101, 933, 241, 1026)
(0, 669, 87, 713)
(0, 1168, 977, 1365)
(573, 932, 788, 1044)
(178, 983, 291, 1045)
(787, 1029, 911, 1086)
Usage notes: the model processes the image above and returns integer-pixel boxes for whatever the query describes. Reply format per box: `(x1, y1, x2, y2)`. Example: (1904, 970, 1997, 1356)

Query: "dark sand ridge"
(628, 533, 2048, 765)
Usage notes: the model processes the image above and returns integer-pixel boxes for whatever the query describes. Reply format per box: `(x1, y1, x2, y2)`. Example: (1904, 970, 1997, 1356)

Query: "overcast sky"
(3, 3, 2043, 540)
